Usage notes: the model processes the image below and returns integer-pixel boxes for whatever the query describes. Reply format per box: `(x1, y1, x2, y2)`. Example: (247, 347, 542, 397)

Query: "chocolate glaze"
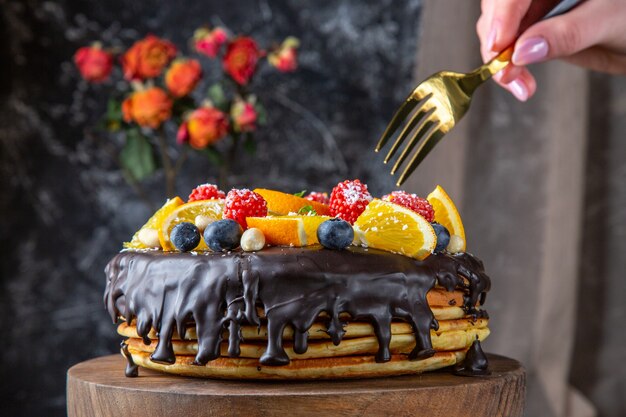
(453, 337, 491, 376)
(104, 246, 490, 370)
(120, 341, 138, 377)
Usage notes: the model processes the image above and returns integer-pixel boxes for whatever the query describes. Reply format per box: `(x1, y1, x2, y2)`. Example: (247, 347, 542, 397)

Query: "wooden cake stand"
(67, 354, 525, 416)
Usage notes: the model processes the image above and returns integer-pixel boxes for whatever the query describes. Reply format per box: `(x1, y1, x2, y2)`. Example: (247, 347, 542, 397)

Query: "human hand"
(476, 0, 626, 101)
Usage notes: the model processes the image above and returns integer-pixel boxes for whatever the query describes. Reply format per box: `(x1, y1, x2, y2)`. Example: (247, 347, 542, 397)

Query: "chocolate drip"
(453, 337, 491, 376)
(120, 341, 138, 377)
(104, 246, 490, 372)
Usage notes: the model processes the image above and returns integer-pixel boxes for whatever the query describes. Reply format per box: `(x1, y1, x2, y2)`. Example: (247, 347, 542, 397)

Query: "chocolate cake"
(104, 181, 492, 379)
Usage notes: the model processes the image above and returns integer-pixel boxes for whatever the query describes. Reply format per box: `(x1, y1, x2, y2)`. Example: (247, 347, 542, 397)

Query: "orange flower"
(122, 87, 173, 128)
(122, 35, 177, 81)
(177, 107, 229, 149)
(230, 98, 257, 133)
(222, 37, 262, 85)
(74, 44, 113, 82)
(194, 27, 228, 58)
(268, 37, 299, 72)
(165, 59, 202, 97)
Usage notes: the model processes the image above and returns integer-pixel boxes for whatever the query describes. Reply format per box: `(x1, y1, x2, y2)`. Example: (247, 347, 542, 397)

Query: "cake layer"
(105, 246, 490, 367)
(125, 348, 467, 380)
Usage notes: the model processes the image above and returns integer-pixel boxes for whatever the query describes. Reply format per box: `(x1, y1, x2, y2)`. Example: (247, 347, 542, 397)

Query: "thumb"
(512, 0, 605, 66)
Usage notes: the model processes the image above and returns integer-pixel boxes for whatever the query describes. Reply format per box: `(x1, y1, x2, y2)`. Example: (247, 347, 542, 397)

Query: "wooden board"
(67, 354, 525, 417)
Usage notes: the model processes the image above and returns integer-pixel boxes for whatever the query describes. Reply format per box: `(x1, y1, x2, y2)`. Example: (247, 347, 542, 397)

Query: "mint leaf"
(293, 190, 307, 197)
(120, 129, 156, 181)
(298, 205, 317, 215)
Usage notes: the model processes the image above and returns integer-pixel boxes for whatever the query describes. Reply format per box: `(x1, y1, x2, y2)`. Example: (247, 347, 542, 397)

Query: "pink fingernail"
(508, 79, 529, 102)
(513, 37, 549, 65)
(487, 20, 500, 51)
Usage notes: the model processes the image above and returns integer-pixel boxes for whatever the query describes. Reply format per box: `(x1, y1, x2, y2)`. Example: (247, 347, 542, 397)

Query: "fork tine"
(389, 116, 436, 175)
(383, 105, 433, 164)
(375, 94, 423, 152)
(396, 128, 446, 186)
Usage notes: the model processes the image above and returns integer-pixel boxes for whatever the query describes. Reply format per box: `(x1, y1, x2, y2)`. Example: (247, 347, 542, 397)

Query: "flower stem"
(218, 133, 240, 190)
(156, 128, 176, 197)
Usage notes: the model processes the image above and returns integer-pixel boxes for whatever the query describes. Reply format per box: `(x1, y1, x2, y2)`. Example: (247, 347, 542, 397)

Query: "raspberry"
(223, 188, 268, 229)
(329, 179, 373, 224)
(305, 191, 330, 205)
(382, 191, 434, 222)
(188, 183, 226, 202)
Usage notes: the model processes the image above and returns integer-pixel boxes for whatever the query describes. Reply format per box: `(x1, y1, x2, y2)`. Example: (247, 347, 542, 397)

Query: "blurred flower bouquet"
(74, 27, 299, 198)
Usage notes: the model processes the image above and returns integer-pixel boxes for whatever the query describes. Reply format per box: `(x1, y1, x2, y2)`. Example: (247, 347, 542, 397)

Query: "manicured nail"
(487, 20, 500, 51)
(513, 37, 548, 65)
(508, 79, 529, 102)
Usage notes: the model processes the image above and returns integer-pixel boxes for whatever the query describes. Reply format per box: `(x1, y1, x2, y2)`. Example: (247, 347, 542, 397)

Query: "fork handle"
(484, 0, 585, 75)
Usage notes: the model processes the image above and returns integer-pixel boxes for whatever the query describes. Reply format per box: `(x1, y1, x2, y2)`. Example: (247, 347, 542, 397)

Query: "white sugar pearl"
(195, 215, 215, 232)
(447, 234, 465, 253)
(138, 228, 160, 248)
(241, 228, 265, 251)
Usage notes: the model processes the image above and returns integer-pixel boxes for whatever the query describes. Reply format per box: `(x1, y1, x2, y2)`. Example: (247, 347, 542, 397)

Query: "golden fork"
(375, 0, 583, 186)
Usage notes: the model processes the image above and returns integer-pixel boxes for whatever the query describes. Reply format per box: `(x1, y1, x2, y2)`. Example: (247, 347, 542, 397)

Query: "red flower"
(194, 27, 228, 58)
(122, 87, 172, 128)
(121, 35, 177, 81)
(268, 37, 299, 72)
(230, 98, 257, 133)
(74, 44, 114, 82)
(177, 106, 229, 149)
(165, 58, 202, 98)
(222, 37, 262, 85)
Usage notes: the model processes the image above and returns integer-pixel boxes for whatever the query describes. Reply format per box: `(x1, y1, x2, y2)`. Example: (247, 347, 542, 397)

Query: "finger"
(563, 46, 626, 75)
(512, 0, 607, 66)
(489, 0, 533, 51)
(496, 65, 525, 84)
(504, 69, 537, 102)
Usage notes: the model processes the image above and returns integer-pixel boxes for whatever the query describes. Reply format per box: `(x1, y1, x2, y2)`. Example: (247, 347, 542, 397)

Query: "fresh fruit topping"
(204, 219, 243, 251)
(137, 228, 160, 248)
(431, 223, 451, 253)
(170, 222, 201, 252)
(305, 191, 330, 205)
(124, 197, 184, 249)
(254, 188, 331, 216)
(240, 228, 266, 251)
(329, 179, 373, 224)
(382, 191, 435, 223)
(188, 183, 226, 202)
(223, 188, 268, 229)
(427, 185, 466, 252)
(246, 215, 332, 246)
(353, 199, 437, 260)
(159, 200, 224, 251)
(317, 218, 354, 250)
(447, 234, 465, 254)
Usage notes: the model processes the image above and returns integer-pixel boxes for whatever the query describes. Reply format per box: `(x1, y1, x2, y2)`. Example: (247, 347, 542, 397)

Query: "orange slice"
(353, 199, 436, 260)
(124, 197, 184, 249)
(254, 188, 331, 216)
(159, 199, 224, 251)
(427, 185, 466, 251)
(246, 215, 332, 246)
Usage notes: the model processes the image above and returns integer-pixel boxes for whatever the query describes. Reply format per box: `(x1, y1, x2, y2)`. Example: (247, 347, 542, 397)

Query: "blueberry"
(170, 222, 201, 252)
(432, 223, 450, 253)
(317, 218, 354, 250)
(204, 219, 243, 251)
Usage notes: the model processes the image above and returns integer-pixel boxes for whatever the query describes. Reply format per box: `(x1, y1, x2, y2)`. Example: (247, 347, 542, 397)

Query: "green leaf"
(293, 190, 307, 198)
(207, 83, 228, 111)
(201, 146, 223, 165)
(120, 129, 156, 181)
(243, 133, 256, 155)
(297, 205, 317, 215)
(104, 98, 123, 132)
(254, 101, 267, 126)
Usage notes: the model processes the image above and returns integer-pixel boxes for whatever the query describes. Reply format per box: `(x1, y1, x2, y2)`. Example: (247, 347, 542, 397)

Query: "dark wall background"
(0, 1, 422, 415)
